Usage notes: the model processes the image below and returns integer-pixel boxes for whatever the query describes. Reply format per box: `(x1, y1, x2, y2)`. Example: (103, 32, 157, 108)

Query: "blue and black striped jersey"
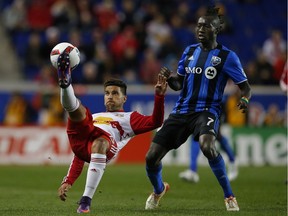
(172, 43, 247, 116)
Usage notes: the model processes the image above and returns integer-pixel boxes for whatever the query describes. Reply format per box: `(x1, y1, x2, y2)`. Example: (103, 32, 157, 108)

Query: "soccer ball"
(50, 42, 80, 70)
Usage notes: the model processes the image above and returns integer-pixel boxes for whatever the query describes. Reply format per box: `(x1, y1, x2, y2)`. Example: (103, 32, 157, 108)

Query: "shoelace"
(228, 198, 236, 208)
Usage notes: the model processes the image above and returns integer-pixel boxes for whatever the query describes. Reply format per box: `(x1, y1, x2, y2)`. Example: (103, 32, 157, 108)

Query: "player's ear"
(123, 95, 127, 103)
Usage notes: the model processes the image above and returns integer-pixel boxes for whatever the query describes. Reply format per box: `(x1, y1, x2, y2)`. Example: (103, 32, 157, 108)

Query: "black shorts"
(153, 111, 220, 150)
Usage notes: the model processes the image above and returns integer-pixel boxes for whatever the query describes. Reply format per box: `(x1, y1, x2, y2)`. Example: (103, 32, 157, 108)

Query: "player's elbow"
(167, 77, 183, 91)
(155, 121, 163, 128)
(156, 116, 164, 128)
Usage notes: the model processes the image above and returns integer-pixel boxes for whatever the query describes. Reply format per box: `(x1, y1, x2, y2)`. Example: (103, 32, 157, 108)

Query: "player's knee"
(145, 150, 157, 167)
(201, 143, 211, 157)
(145, 143, 167, 167)
(201, 143, 218, 160)
(199, 134, 217, 159)
(91, 137, 109, 154)
(145, 146, 163, 167)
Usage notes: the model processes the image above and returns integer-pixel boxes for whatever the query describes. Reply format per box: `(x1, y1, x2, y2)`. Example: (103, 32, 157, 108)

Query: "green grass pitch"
(0, 164, 286, 216)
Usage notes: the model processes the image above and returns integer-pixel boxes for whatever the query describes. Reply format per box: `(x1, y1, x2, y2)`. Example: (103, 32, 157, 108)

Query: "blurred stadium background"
(0, 1, 286, 169)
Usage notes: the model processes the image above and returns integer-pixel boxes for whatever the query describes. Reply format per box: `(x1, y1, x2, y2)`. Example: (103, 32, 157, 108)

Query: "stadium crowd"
(0, 0, 287, 126)
(1, 0, 286, 84)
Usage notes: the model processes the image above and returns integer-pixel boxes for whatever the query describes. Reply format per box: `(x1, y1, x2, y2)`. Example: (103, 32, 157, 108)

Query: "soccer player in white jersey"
(56, 51, 168, 213)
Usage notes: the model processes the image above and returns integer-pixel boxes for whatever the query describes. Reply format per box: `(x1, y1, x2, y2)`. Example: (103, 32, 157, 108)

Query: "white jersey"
(92, 112, 135, 151)
(62, 95, 164, 185)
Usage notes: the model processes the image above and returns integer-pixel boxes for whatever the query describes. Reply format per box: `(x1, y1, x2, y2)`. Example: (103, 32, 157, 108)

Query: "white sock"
(83, 153, 107, 198)
(60, 85, 80, 112)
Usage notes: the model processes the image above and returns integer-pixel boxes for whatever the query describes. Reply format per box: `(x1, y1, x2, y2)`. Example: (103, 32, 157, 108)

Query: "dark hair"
(104, 79, 127, 95)
(206, 6, 220, 16)
(205, 6, 224, 32)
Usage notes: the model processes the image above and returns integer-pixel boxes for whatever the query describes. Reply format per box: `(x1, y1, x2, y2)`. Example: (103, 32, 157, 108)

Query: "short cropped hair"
(104, 79, 127, 95)
(205, 6, 224, 32)
(206, 6, 220, 17)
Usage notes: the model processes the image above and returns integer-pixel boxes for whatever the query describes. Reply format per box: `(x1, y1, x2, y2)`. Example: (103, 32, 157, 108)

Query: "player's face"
(196, 16, 218, 44)
(104, 86, 127, 111)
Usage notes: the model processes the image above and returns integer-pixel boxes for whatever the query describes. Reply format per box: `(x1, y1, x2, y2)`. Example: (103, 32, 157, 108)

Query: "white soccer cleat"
(227, 162, 238, 181)
(224, 196, 240, 211)
(179, 169, 200, 183)
(145, 182, 170, 210)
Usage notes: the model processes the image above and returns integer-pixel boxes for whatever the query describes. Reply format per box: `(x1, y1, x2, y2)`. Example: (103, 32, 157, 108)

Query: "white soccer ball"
(50, 42, 80, 70)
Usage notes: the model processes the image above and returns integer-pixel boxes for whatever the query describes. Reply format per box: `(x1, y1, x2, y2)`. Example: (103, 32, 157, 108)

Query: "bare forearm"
(167, 77, 183, 91)
(237, 81, 252, 113)
(239, 81, 252, 99)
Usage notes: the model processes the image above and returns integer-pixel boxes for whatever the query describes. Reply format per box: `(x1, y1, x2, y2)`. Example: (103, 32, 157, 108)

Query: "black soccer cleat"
(57, 52, 72, 88)
(77, 196, 91, 213)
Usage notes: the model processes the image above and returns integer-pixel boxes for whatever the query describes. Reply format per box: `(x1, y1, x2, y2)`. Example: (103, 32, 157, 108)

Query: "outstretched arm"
(131, 73, 167, 134)
(58, 155, 85, 201)
(155, 72, 168, 96)
(237, 81, 252, 113)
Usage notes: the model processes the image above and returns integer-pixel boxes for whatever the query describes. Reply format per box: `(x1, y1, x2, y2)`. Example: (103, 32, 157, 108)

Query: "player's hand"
(159, 67, 172, 80)
(237, 99, 248, 113)
(155, 73, 168, 96)
(58, 183, 72, 201)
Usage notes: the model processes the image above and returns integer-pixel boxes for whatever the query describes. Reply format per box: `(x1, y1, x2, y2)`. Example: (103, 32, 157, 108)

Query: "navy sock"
(190, 140, 201, 172)
(219, 136, 235, 163)
(209, 154, 234, 198)
(146, 163, 164, 194)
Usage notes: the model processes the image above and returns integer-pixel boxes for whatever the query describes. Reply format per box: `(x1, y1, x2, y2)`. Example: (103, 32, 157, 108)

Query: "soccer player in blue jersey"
(144, 6, 251, 211)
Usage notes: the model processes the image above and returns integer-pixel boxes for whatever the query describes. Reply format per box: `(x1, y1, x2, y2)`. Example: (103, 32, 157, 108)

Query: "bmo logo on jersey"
(185, 66, 217, 79)
(185, 66, 202, 74)
(205, 66, 217, 79)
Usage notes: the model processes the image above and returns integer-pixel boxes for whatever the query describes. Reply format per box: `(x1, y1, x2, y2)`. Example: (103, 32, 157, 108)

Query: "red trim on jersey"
(131, 94, 164, 134)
